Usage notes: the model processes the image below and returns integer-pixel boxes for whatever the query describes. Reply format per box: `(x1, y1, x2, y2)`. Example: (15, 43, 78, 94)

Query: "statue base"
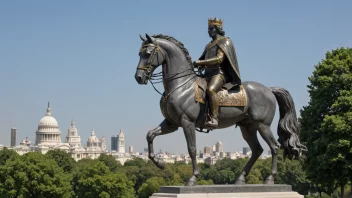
(150, 184, 304, 198)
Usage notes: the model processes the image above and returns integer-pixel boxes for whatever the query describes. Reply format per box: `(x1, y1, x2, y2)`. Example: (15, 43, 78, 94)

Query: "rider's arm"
(194, 49, 225, 67)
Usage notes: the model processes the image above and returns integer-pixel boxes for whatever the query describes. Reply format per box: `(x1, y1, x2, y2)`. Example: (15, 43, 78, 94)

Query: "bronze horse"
(134, 34, 307, 186)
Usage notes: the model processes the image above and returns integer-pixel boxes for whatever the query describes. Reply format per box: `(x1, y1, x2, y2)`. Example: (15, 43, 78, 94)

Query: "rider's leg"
(206, 74, 225, 128)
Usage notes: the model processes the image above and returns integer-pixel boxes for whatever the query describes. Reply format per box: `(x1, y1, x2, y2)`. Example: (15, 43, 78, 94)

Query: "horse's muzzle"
(136, 75, 143, 83)
(135, 73, 148, 85)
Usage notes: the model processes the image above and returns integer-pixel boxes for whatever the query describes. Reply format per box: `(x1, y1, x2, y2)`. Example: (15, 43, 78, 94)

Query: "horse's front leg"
(147, 119, 178, 169)
(181, 115, 199, 186)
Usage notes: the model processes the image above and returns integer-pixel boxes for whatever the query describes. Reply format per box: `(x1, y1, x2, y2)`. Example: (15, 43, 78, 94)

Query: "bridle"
(137, 40, 201, 101)
(137, 42, 165, 79)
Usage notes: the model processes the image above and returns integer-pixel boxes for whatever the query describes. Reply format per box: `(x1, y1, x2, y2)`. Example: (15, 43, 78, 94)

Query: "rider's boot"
(206, 94, 219, 129)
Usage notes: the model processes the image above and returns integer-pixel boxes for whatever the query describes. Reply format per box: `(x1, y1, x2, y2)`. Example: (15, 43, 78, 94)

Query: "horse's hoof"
(234, 175, 246, 185)
(185, 176, 197, 186)
(264, 175, 275, 184)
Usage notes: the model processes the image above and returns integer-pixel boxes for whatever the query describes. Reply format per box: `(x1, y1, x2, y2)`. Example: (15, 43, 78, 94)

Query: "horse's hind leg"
(258, 123, 280, 184)
(147, 119, 178, 169)
(235, 123, 263, 185)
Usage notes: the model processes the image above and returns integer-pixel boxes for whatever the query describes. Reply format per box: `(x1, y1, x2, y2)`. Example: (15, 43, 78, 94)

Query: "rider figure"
(193, 17, 241, 129)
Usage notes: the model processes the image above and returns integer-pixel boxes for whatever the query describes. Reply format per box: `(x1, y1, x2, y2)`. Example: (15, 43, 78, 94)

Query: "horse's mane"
(152, 34, 193, 65)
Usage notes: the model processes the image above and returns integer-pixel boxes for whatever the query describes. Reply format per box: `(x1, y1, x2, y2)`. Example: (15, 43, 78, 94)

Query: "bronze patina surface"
(195, 77, 247, 107)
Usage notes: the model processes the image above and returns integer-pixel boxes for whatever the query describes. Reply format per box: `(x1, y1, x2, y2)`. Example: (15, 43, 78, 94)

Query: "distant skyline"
(1, 1, 352, 154)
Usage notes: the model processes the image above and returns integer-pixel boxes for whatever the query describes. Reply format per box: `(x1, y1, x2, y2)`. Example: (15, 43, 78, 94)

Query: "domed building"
(82, 129, 107, 159)
(20, 137, 32, 146)
(35, 102, 62, 145)
(87, 129, 100, 147)
(11, 102, 108, 160)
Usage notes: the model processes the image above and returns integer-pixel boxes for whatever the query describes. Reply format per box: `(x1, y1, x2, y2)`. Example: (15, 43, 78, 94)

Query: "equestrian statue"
(134, 17, 307, 186)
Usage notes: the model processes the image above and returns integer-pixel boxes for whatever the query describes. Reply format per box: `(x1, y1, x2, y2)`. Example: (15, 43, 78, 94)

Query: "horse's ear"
(145, 33, 155, 44)
(139, 34, 146, 42)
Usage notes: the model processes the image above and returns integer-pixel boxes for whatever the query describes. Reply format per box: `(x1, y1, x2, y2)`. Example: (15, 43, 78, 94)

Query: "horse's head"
(135, 34, 166, 85)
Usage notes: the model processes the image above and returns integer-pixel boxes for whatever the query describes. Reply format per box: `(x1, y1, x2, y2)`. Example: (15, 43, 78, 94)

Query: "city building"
(110, 129, 132, 165)
(10, 102, 108, 161)
(117, 129, 125, 153)
(111, 136, 118, 151)
(243, 147, 251, 155)
(35, 102, 62, 146)
(129, 145, 134, 154)
(3, 102, 272, 166)
(10, 128, 17, 147)
(204, 146, 212, 154)
(65, 120, 81, 147)
(216, 141, 223, 152)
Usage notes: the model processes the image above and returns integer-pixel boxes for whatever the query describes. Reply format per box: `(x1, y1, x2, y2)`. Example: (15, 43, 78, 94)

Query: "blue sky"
(0, 1, 351, 154)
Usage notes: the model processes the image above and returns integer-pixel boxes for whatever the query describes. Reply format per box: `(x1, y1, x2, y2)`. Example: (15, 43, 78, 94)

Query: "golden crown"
(208, 17, 223, 27)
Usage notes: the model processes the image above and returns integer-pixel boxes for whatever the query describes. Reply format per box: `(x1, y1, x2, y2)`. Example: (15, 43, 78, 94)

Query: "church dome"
(88, 129, 100, 143)
(35, 102, 62, 145)
(38, 103, 59, 128)
(87, 129, 100, 148)
(39, 115, 59, 127)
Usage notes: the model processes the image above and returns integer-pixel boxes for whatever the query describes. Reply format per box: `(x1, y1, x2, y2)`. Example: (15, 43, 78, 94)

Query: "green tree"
(0, 152, 73, 198)
(200, 166, 217, 181)
(213, 169, 235, 184)
(98, 153, 122, 172)
(300, 47, 352, 197)
(74, 160, 134, 198)
(197, 179, 214, 185)
(137, 177, 166, 198)
(175, 164, 193, 183)
(117, 165, 139, 186)
(246, 168, 263, 184)
(76, 158, 95, 169)
(134, 165, 162, 192)
(46, 149, 76, 172)
(124, 157, 147, 168)
(169, 173, 183, 185)
(0, 147, 19, 166)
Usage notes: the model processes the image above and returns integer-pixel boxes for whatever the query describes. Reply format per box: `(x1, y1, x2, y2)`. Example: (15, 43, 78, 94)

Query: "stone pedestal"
(150, 184, 304, 198)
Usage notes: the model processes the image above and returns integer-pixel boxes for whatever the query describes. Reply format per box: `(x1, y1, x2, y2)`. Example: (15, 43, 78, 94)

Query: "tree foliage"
(73, 160, 135, 198)
(98, 153, 122, 172)
(123, 157, 147, 167)
(0, 147, 19, 166)
(0, 152, 73, 198)
(299, 47, 352, 196)
(0, 147, 317, 196)
(46, 149, 76, 172)
(197, 179, 214, 185)
(137, 177, 166, 198)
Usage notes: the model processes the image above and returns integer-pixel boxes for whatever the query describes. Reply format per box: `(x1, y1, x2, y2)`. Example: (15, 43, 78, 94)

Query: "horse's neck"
(162, 54, 195, 95)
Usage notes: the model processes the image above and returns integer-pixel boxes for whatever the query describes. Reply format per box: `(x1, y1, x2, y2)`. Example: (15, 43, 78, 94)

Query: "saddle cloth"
(195, 77, 247, 107)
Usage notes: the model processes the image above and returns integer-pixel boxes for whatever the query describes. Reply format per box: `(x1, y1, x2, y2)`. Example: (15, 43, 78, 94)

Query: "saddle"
(195, 77, 247, 107)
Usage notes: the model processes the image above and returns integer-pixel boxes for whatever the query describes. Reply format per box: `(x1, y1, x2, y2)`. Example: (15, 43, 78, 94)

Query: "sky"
(0, 1, 351, 155)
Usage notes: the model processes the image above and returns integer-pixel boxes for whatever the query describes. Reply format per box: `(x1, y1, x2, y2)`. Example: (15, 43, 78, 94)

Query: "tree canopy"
(299, 47, 352, 197)
(0, 152, 73, 198)
(46, 149, 76, 172)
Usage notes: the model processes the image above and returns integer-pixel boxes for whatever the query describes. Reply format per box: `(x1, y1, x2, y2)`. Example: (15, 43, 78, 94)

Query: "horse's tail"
(270, 87, 307, 160)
